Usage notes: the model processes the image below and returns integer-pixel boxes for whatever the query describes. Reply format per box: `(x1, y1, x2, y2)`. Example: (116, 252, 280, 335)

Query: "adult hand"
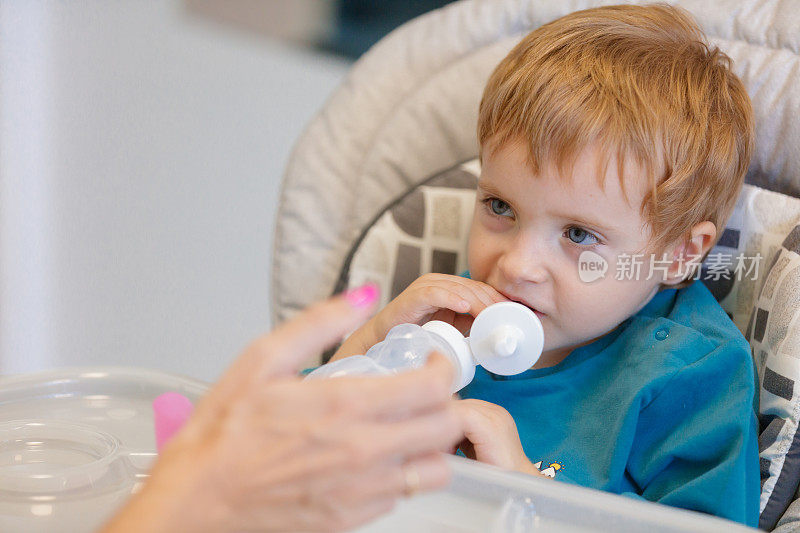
(102, 287, 463, 532)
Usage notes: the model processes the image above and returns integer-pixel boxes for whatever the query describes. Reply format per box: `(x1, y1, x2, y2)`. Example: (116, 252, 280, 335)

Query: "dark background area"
(323, 0, 456, 58)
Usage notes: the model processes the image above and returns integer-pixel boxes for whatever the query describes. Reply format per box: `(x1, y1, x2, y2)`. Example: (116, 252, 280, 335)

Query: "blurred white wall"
(0, 1, 351, 382)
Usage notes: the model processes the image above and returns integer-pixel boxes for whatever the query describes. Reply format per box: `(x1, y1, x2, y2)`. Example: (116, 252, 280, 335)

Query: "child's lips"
(497, 291, 547, 319)
(520, 304, 546, 320)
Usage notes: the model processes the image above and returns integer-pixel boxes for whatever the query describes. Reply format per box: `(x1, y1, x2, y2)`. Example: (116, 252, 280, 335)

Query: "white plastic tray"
(0, 368, 208, 532)
(357, 455, 757, 532)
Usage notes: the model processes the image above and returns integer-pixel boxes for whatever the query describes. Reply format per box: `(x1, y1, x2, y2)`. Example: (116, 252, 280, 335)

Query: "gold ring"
(402, 463, 421, 498)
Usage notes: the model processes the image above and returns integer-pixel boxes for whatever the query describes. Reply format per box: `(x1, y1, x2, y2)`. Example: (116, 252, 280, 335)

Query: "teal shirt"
(459, 280, 760, 526)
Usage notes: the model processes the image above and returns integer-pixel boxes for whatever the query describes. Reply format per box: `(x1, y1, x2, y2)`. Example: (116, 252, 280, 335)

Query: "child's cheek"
(466, 223, 497, 280)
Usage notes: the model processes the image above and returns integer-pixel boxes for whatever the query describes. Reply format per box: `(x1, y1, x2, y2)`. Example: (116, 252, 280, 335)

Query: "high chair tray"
(357, 455, 757, 532)
(0, 368, 756, 532)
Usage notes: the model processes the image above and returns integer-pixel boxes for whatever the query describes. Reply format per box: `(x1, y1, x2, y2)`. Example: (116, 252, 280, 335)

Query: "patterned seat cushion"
(747, 225, 800, 529)
(333, 159, 480, 305)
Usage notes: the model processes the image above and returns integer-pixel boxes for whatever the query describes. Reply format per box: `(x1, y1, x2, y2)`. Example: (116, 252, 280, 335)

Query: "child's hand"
(376, 274, 507, 336)
(453, 399, 546, 478)
(332, 274, 507, 361)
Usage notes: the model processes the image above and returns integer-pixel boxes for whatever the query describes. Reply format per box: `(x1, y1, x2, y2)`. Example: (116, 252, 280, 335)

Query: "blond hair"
(477, 3, 754, 281)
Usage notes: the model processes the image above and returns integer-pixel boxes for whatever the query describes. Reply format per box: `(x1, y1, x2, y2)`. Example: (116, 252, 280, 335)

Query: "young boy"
(333, 3, 759, 526)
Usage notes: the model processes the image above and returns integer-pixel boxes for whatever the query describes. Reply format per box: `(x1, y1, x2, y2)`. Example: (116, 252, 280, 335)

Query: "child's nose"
(497, 241, 549, 285)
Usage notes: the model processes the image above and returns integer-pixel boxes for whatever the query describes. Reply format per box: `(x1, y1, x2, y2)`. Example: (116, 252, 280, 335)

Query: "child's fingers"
(474, 282, 510, 305)
(402, 284, 473, 317)
(452, 399, 495, 443)
(452, 399, 530, 471)
(410, 274, 507, 316)
(433, 276, 509, 311)
(452, 277, 509, 307)
(412, 279, 493, 317)
(443, 281, 503, 315)
(424, 276, 494, 307)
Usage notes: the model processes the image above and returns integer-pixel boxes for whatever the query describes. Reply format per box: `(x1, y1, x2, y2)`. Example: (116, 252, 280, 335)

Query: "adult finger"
(266, 452, 450, 508)
(302, 496, 397, 533)
(251, 285, 380, 379)
(348, 407, 463, 465)
(233, 407, 459, 495)
(295, 352, 458, 421)
(334, 453, 451, 505)
(365, 352, 457, 418)
(239, 496, 396, 533)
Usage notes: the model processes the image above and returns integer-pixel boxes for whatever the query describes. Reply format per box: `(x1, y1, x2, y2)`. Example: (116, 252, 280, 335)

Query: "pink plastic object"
(153, 392, 194, 452)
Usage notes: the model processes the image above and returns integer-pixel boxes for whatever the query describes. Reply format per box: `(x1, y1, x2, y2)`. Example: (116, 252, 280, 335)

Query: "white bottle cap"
(468, 302, 544, 375)
(421, 320, 475, 393)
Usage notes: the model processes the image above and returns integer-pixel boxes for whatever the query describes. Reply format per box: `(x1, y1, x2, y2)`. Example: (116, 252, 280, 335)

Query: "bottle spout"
(489, 325, 524, 357)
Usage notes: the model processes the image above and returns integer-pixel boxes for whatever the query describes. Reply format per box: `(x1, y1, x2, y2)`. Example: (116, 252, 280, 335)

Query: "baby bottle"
(305, 302, 544, 393)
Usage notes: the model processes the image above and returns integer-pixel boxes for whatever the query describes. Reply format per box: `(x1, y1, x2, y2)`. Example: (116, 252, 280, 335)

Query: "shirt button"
(654, 328, 669, 341)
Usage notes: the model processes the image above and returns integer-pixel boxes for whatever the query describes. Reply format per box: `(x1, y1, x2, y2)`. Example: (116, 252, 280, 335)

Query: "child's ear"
(662, 221, 717, 286)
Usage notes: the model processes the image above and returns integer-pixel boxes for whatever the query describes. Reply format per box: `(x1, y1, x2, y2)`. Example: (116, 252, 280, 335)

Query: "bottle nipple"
(489, 325, 524, 357)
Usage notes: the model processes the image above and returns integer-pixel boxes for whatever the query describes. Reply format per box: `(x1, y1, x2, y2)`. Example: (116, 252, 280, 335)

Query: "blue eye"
(488, 198, 514, 217)
(566, 227, 599, 246)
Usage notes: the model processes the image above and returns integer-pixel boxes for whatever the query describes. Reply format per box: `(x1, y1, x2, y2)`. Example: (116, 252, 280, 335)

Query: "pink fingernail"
(153, 392, 194, 452)
(345, 283, 380, 308)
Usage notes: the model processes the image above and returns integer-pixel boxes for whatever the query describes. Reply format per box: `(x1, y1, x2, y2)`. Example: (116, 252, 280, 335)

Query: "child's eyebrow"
(477, 181, 616, 235)
(556, 213, 616, 235)
(476, 180, 502, 196)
